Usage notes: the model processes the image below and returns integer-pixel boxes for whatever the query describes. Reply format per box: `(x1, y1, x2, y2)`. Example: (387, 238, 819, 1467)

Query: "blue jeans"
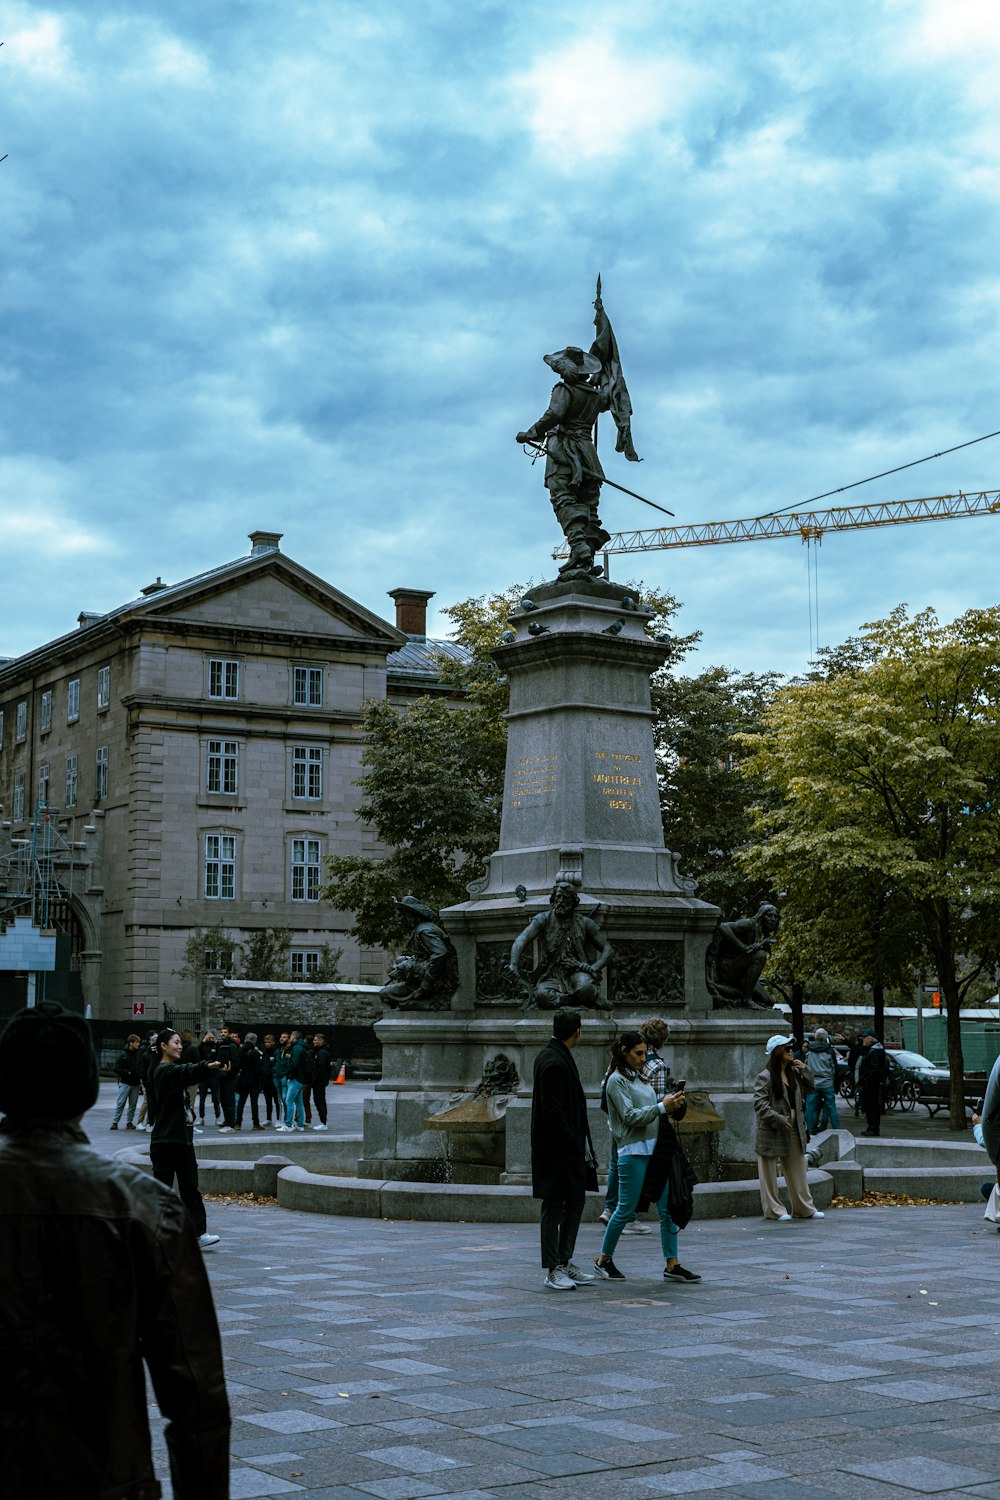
(603, 1155, 636, 1223)
(112, 1082, 139, 1126)
(805, 1084, 840, 1133)
(600, 1152, 678, 1261)
(284, 1079, 305, 1127)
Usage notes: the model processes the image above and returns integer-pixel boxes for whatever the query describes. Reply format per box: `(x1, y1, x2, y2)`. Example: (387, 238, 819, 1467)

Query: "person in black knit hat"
(0, 1001, 230, 1499)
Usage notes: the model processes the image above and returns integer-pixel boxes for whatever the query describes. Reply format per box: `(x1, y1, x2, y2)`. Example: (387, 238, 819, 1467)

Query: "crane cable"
(757, 427, 1000, 520)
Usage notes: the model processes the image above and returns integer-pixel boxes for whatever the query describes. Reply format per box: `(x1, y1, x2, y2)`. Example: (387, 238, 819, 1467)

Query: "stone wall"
(218, 978, 384, 1030)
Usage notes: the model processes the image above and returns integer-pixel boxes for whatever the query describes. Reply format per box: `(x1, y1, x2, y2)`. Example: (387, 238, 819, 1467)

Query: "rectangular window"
(208, 659, 240, 700)
(293, 665, 324, 707)
(65, 754, 78, 809)
(204, 833, 237, 900)
(16, 701, 27, 741)
(291, 950, 321, 978)
(290, 836, 322, 902)
(67, 679, 80, 722)
(97, 665, 110, 711)
(39, 691, 53, 734)
(12, 771, 25, 821)
(207, 739, 239, 795)
(38, 763, 50, 806)
(95, 745, 109, 801)
(292, 746, 323, 800)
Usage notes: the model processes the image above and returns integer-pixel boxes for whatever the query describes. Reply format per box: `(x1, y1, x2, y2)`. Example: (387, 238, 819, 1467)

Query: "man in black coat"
(216, 1027, 241, 1131)
(310, 1032, 333, 1130)
(531, 1008, 595, 1291)
(858, 1031, 889, 1137)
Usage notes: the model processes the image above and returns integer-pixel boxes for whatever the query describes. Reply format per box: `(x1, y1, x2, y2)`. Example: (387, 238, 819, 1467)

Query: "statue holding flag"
(516, 278, 642, 579)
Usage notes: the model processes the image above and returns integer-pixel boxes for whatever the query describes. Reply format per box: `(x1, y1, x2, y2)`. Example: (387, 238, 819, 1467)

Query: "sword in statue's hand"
(516, 437, 674, 518)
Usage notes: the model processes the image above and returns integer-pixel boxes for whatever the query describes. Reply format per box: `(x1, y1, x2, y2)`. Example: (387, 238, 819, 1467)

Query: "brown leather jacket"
(0, 1119, 230, 1499)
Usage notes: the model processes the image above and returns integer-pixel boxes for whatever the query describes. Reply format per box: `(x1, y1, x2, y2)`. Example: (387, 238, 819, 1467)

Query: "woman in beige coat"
(753, 1034, 825, 1222)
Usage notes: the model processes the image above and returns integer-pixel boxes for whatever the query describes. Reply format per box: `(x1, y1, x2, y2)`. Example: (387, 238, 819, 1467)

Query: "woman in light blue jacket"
(594, 1030, 696, 1284)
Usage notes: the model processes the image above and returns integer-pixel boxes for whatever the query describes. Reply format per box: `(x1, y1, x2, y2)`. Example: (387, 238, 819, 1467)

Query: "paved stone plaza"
(91, 1088, 1000, 1499)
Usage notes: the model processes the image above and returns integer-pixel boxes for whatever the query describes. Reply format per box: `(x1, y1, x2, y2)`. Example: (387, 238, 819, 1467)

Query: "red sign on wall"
(132, 1001, 145, 1018)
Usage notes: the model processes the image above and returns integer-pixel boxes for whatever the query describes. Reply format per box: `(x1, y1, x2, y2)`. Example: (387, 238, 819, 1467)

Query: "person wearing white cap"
(753, 1034, 825, 1222)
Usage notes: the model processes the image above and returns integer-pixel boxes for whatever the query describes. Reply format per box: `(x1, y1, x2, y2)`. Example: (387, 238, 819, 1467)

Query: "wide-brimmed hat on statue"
(544, 346, 602, 377)
(393, 895, 441, 924)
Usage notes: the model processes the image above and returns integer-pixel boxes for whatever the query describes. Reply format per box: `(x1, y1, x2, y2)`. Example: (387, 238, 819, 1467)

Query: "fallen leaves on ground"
(830, 1190, 963, 1208)
(202, 1192, 278, 1206)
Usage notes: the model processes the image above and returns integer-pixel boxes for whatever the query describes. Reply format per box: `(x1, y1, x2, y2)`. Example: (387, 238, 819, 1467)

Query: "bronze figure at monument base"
(509, 879, 613, 1011)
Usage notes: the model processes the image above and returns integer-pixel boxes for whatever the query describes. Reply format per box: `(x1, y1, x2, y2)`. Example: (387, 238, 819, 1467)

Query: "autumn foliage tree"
(741, 605, 1000, 1129)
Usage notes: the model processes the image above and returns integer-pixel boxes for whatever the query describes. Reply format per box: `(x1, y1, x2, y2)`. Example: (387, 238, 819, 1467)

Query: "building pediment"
(136, 556, 404, 649)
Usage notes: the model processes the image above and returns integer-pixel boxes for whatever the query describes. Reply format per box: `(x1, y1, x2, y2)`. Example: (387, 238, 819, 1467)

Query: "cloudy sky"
(3, 0, 1000, 679)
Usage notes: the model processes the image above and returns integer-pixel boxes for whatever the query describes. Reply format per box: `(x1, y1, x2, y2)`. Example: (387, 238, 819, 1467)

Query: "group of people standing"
(111, 1025, 338, 1134)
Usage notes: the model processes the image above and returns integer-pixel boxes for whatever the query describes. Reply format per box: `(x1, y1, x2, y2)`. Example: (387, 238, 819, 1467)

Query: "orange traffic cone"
(333, 1062, 347, 1085)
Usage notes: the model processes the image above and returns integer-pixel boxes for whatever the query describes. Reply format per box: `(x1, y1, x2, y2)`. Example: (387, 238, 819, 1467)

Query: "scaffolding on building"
(0, 801, 84, 938)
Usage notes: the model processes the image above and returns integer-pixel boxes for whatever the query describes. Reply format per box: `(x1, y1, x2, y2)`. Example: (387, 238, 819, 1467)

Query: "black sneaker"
(594, 1257, 625, 1281)
(663, 1263, 702, 1283)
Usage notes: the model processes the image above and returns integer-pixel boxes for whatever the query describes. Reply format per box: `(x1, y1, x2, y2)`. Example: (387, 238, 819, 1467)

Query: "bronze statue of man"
(380, 896, 459, 1011)
(516, 347, 612, 579)
(509, 880, 613, 1010)
(707, 903, 780, 1010)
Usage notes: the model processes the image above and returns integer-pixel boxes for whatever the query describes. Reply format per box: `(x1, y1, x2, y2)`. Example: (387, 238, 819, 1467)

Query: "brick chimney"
(388, 588, 435, 639)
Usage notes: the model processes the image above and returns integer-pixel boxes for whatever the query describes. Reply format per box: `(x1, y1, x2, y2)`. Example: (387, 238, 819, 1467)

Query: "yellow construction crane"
(558, 488, 1000, 556)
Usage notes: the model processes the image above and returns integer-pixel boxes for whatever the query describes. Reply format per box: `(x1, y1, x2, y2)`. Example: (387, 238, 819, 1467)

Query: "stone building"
(0, 530, 454, 1022)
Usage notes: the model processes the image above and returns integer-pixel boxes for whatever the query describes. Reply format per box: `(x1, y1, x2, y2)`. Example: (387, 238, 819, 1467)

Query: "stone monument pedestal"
(360, 577, 772, 1184)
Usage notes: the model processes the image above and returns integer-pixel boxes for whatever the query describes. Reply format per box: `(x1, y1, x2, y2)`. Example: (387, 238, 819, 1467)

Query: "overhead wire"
(755, 427, 1000, 520)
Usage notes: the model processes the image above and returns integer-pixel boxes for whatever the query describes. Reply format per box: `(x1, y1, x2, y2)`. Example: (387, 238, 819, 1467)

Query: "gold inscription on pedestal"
(511, 754, 558, 809)
(592, 749, 643, 812)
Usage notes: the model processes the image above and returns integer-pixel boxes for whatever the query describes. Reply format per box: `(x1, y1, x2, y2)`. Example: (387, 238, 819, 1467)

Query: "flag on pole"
(589, 274, 641, 462)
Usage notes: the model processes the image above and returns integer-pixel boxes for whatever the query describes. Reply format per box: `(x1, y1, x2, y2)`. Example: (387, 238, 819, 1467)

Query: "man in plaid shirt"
(640, 1017, 675, 1094)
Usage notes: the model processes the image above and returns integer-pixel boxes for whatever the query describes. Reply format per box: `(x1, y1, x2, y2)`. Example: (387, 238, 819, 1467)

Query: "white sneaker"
(274, 1123, 288, 1131)
(193, 1126, 203, 1135)
(807, 1211, 826, 1219)
(622, 1221, 652, 1235)
(544, 1268, 576, 1291)
(775, 1212, 792, 1222)
(218, 1126, 233, 1134)
(312, 1123, 328, 1131)
(562, 1261, 596, 1284)
(198, 1233, 221, 1249)
(598, 1209, 611, 1224)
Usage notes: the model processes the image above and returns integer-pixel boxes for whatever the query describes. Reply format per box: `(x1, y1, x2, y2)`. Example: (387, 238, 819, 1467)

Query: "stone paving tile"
(842, 1457, 1000, 1491)
(230, 1471, 307, 1497)
(119, 1198, 1000, 1499)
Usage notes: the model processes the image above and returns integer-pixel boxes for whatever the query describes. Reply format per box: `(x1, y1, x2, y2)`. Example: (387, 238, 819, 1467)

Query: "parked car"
(888, 1049, 949, 1084)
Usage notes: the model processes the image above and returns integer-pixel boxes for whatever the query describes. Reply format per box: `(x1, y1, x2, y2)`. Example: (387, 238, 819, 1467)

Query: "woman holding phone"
(149, 1028, 229, 1248)
(594, 1030, 699, 1283)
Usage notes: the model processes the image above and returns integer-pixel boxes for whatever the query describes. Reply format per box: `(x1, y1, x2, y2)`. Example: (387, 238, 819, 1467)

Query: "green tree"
(312, 943, 345, 983)
(240, 927, 292, 981)
(322, 696, 503, 947)
(174, 923, 237, 986)
(174, 923, 236, 1024)
(324, 579, 696, 949)
(655, 665, 780, 913)
(741, 605, 1000, 1129)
